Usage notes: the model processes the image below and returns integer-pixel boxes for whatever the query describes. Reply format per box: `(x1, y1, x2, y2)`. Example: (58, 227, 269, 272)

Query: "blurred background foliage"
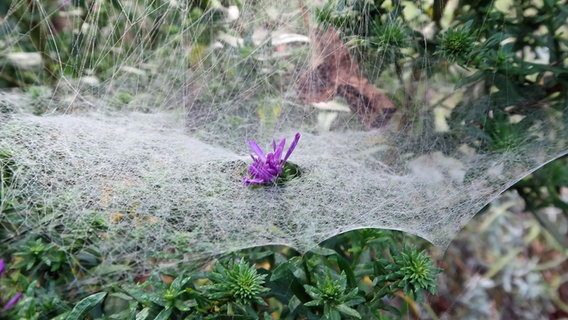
(1, 0, 568, 318)
(0, 0, 223, 85)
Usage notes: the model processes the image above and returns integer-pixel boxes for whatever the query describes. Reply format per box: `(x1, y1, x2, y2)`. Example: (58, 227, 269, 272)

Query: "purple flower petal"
(283, 132, 301, 163)
(273, 139, 286, 162)
(248, 141, 266, 162)
(0, 259, 4, 278)
(3, 292, 22, 311)
(243, 176, 264, 186)
(249, 163, 271, 180)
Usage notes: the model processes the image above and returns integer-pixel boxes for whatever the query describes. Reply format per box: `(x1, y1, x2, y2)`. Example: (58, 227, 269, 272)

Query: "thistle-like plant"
(372, 19, 411, 53)
(435, 20, 477, 66)
(206, 258, 270, 316)
(382, 246, 441, 302)
(304, 271, 364, 320)
(121, 274, 198, 320)
(13, 238, 67, 273)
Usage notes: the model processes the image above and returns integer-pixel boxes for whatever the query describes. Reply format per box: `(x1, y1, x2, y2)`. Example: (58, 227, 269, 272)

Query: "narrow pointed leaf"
(65, 292, 107, 320)
(336, 304, 362, 319)
(154, 307, 173, 320)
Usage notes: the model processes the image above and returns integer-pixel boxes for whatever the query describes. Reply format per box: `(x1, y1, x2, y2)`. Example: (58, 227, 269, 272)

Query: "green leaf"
(135, 307, 150, 320)
(455, 70, 484, 88)
(303, 284, 319, 300)
(335, 255, 356, 289)
(65, 292, 107, 320)
(304, 300, 321, 307)
(170, 275, 191, 292)
(309, 246, 337, 256)
(92, 263, 132, 276)
(336, 303, 362, 319)
(270, 262, 291, 281)
(154, 307, 173, 320)
(110, 292, 134, 301)
(51, 314, 68, 320)
(174, 298, 197, 311)
(325, 307, 341, 320)
(484, 32, 511, 48)
(288, 295, 302, 313)
(247, 249, 274, 260)
(124, 286, 167, 306)
(343, 289, 365, 307)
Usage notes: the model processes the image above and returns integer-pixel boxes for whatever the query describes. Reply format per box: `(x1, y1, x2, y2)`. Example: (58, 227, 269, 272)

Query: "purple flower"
(0, 259, 22, 312)
(3, 293, 22, 311)
(243, 132, 301, 186)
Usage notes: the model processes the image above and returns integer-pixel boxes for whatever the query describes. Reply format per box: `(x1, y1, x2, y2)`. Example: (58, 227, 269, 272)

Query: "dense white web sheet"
(2, 110, 565, 259)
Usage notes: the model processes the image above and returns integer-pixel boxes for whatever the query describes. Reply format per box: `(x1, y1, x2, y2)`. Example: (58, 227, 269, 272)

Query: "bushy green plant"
(206, 258, 270, 316)
(434, 20, 476, 66)
(119, 275, 198, 319)
(303, 271, 364, 319)
(14, 231, 438, 319)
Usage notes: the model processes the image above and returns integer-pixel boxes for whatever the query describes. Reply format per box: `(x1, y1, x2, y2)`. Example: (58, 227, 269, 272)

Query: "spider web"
(0, 0, 566, 265)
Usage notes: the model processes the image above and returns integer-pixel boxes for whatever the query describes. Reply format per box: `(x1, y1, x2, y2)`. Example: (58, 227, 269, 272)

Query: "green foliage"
(303, 272, 363, 320)
(97, 234, 440, 319)
(316, 0, 384, 37)
(13, 238, 68, 274)
(269, 230, 441, 319)
(317, 0, 567, 150)
(479, 110, 534, 152)
(0, 230, 440, 318)
(446, 0, 567, 151)
(372, 19, 412, 54)
(435, 20, 476, 66)
(316, 0, 412, 82)
(380, 246, 441, 302)
(14, 280, 69, 320)
(64, 292, 107, 320)
(120, 274, 199, 319)
(206, 258, 270, 316)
